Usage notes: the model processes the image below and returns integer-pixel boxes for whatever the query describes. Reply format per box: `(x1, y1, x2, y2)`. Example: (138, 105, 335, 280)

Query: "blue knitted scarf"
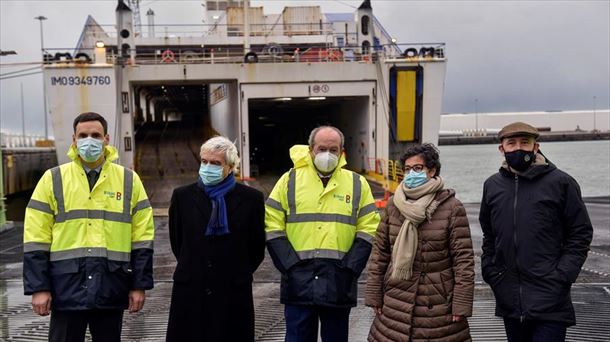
(200, 173, 236, 236)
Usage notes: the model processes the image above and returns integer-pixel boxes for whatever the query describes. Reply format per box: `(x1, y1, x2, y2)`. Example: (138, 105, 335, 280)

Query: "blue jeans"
(284, 304, 351, 342)
(503, 318, 567, 342)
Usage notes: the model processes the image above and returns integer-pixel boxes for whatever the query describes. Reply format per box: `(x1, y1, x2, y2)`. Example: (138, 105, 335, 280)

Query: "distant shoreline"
(582, 196, 610, 204)
(439, 131, 610, 145)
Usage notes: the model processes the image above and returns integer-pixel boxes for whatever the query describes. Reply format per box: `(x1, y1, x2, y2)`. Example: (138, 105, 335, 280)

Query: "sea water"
(438, 140, 610, 203)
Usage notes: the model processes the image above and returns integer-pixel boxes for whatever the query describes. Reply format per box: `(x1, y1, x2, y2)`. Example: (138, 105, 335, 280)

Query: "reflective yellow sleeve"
(265, 171, 290, 234)
(24, 170, 56, 245)
(265, 171, 301, 273)
(23, 169, 56, 294)
(130, 172, 154, 246)
(356, 175, 380, 239)
(129, 171, 154, 290)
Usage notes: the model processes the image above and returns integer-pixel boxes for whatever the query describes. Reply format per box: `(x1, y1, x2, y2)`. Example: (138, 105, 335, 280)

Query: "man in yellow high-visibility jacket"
(23, 112, 154, 342)
(265, 126, 380, 342)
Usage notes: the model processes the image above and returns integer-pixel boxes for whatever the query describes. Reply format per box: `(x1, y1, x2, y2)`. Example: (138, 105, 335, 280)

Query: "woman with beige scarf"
(365, 143, 475, 342)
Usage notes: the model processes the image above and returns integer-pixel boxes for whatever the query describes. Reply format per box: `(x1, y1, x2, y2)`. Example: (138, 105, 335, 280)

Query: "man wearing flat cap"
(479, 122, 593, 342)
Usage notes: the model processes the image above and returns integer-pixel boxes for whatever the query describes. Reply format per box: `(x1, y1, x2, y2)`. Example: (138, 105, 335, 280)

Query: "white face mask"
(314, 151, 339, 173)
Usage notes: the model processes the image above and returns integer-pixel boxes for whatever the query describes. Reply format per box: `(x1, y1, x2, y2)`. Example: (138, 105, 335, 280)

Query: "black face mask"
(504, 149, 536, 172)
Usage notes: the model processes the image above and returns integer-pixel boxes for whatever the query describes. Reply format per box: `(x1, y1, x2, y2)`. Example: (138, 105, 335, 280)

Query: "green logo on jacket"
(103, 191, 122, 200)
(333, 194, 351, 203)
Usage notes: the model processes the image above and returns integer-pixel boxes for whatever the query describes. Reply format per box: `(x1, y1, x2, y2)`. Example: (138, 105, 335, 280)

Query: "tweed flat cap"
(498, 122, 540, 140)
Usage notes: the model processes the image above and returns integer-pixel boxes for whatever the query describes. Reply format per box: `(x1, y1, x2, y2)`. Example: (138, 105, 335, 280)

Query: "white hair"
(200, 136, 240, 172)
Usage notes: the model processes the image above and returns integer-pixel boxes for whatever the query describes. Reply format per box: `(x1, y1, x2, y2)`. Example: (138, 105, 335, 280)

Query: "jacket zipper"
(513, 174, 524, 322)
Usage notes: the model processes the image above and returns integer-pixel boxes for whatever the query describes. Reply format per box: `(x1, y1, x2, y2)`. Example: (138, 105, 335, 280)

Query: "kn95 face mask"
(314, 151, 339, 173)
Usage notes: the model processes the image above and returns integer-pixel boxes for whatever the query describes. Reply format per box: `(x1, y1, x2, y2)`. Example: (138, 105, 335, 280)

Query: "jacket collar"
(389, 188, 456, 220)
(67, 144, 119, 171)
(193, 183, 211, 218)
(433, 188, 455, 205)
(289, 144, 347, 175)
(499, 152, 556, 180)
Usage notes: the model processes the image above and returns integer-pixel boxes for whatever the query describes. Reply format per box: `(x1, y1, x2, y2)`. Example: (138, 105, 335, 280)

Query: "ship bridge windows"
(361, 15, 370, 35)
(362, 40, 371, 55)
(248, 96, 370, 177)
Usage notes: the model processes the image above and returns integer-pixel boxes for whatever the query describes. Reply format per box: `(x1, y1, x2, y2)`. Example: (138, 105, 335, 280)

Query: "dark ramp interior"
(135, 84, 213, 208)
(248, 96, 369, 176)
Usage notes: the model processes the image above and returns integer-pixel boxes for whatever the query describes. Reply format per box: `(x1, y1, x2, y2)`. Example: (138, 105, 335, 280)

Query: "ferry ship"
(42, 0, 447, 204)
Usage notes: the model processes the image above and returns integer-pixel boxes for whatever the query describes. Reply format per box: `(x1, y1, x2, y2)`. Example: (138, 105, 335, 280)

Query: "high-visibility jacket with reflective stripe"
(23, 145, 154, 310)
(265, 145, 380, 307)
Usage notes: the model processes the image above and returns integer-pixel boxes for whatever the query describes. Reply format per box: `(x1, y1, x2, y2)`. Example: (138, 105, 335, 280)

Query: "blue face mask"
(199, 163, 225, 186)
(403, 170, 429, 188)
(76, 137, 104, 163)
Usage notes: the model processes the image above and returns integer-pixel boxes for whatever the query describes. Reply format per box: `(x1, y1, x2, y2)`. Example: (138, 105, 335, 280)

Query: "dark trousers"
(49, 309, 123, 342)
(284, 304, 351, 342)
(503, 318, 567, 342)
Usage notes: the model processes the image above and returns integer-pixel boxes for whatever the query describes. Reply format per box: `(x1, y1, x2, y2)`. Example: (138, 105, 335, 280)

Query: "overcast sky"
(1, 0, 609, 135)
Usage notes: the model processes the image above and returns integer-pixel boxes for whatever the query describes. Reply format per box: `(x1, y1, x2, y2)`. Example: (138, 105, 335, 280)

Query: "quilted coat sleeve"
(364, 203, 391, 308)
(448, 200, 475, 317)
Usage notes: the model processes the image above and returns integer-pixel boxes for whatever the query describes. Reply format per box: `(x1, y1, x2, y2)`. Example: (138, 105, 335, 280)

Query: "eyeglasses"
(404, 164, 425, 173)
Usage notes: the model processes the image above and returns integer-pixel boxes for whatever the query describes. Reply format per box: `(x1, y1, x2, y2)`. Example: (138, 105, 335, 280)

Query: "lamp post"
(474, 98, 479, 134)
(34, 15, 48, 140)
(0, 51, 18, 228)
(21, 83, 26, 142)
(593, 96, 597, 132)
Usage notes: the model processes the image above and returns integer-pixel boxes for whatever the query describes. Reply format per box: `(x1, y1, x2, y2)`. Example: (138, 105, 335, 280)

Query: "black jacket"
(479, 157, 593, 325)
(166, 180, 266, 342)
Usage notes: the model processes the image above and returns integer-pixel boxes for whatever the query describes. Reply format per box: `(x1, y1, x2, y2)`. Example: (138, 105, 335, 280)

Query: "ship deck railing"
(43, 42, 445, 66)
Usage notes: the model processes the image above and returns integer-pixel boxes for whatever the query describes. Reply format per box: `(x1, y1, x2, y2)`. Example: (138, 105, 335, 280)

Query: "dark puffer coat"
(365, 189, 475, 342)
(479, 159, 593, 325)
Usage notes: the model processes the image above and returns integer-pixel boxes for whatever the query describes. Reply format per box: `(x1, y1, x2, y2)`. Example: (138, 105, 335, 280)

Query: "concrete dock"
(1, 200, 609, 341)
(438, 131, 610, 145)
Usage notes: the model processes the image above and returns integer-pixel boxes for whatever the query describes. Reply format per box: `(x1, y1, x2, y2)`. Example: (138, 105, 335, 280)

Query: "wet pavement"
(1, 200, 609, 341)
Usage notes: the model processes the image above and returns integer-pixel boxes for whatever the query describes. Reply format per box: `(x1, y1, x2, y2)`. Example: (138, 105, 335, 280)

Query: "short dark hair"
(400, 143, 441, 177)
(73, 112, 108, 135)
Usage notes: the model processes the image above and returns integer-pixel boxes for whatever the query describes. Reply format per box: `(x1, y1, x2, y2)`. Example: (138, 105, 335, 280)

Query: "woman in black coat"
(166, 136, 266, 341)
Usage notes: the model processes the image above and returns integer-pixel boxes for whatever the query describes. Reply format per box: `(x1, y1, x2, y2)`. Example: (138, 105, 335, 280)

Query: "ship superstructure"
(43, 0, 447, 203)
